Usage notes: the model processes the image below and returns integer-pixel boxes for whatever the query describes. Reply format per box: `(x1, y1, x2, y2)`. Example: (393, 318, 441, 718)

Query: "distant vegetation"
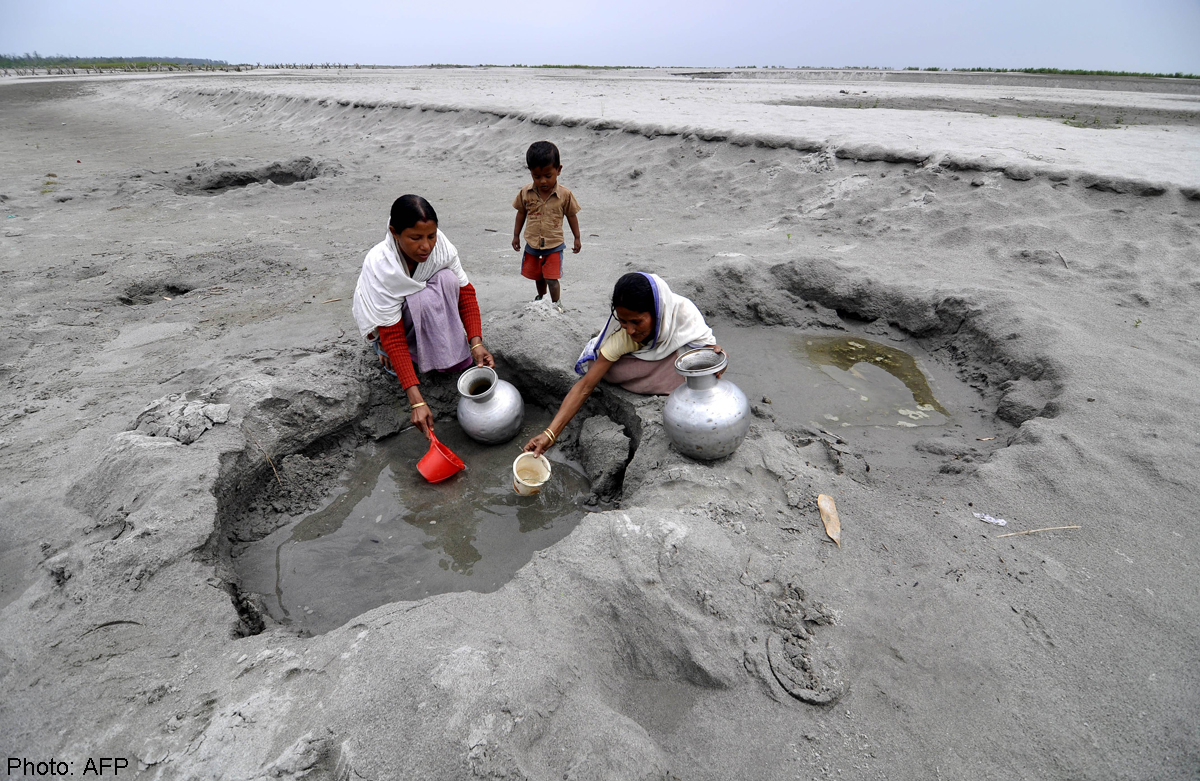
(0, 52, 245, 74)
(479, 64, 636, 70)
(0, 55, 392, 74)
(2, 56, 1195, 80)
(1, 53, 228, 67)
(0, 55, 381, 75)
(910, 66, 1197, 79)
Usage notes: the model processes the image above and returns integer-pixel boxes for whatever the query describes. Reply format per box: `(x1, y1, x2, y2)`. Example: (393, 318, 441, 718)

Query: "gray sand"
(0, 69, 1197, 779)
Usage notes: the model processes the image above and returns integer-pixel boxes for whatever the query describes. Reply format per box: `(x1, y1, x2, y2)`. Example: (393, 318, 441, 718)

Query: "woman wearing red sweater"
(352, 195, 494, 438)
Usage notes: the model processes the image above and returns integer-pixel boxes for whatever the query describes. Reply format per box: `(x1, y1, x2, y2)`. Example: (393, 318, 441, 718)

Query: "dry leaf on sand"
(817, 494, 841, 548)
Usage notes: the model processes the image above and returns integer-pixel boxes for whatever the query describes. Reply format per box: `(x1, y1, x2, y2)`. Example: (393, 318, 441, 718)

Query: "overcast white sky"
(3, 0, 1198, 73)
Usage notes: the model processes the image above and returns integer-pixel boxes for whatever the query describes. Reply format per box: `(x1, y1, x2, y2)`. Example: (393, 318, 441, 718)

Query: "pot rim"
(457, 365, 499, 401)
(674, 347, 727, 377)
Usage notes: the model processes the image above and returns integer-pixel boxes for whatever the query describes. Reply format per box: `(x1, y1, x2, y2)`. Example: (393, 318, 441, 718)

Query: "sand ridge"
(102, 67, 1200, 189)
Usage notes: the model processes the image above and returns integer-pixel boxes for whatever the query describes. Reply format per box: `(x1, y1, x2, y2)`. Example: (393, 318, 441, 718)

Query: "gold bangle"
(410, 401, 427, 410)
(470, 343, 486, 353)
(543, 427, 557, 445)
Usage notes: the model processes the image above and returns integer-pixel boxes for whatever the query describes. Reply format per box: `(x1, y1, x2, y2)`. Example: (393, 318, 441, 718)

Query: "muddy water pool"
(715, 326, 999, 439)
(236, 408, 591, 634)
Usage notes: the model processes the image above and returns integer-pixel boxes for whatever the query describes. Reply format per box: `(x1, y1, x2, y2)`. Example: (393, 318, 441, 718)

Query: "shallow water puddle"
(802, 335, 948, 427)
(236, 410, 591, 634)
(716, 326, 996, 435)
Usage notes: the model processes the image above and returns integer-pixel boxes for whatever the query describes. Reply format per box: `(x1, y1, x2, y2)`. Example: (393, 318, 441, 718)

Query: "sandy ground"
(0, 68, 1198, 779)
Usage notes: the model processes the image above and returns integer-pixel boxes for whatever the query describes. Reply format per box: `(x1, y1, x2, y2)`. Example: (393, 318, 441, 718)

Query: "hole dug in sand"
(686, 256, 1064, 478)
(117, 280, 193, 305)
(232, 409, 594, 635)
(208, 357, 629, 638)
(174, 156, 337, 195)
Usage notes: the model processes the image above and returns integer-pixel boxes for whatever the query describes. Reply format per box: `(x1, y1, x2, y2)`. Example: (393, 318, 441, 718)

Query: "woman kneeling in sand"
(523, 272, 721, 456)
(352, 194, 495, 438)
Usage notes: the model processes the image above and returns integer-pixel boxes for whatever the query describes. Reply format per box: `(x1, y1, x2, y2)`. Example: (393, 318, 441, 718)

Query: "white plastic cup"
(512, 453, 551, 496)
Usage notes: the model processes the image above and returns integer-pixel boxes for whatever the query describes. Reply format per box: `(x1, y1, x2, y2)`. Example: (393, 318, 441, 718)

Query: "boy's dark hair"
(389, 194, 438, 232)
(526, 141, 561, 170)
(611, 273, 655, 315)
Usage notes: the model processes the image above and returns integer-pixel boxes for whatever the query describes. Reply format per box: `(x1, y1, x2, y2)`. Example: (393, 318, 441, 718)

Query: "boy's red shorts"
(521, 244, 564, 281)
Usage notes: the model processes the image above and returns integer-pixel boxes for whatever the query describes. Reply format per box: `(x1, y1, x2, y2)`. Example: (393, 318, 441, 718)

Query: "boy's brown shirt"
(513, 183, 581, 250)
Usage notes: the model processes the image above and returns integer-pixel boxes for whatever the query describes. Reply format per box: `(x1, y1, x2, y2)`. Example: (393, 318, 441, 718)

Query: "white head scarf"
(575, 272, 715, 374)
(351, 224, 470, 338)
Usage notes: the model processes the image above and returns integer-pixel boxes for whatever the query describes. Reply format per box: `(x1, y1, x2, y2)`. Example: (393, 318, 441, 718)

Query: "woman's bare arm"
(523, 354, 614, 456)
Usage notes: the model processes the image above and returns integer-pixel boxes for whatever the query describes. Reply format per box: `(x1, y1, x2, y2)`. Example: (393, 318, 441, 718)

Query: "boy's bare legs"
(547, 280, 561, 303)
(535, 279, 547, 300)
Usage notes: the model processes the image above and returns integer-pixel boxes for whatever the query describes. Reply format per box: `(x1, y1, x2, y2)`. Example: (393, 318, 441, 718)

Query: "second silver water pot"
(662, 348, 751, 460)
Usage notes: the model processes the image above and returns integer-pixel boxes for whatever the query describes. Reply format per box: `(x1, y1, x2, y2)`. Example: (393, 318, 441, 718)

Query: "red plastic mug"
(417, 432, 465, 483)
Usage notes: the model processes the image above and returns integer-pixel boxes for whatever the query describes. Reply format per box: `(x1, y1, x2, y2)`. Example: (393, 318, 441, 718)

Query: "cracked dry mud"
(0, 70, 1198, 780)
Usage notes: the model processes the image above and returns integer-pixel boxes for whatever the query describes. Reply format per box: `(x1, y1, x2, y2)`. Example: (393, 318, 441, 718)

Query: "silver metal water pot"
(456, 366, 525, 445)
(662, 348, 751, 460)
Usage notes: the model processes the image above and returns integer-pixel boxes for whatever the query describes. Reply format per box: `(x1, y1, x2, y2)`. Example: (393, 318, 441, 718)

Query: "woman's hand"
(712, 344, 726, 378)
(411, 404, 434, 438)
(377, 345, 393, 373)
(470, 339, 495, 368)
(523, 431, 553, 458)
(406, 388, 434, 438)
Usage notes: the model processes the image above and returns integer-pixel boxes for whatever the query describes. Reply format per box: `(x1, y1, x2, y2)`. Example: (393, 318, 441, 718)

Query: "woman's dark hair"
(389, 194, 438, 232)
(612, 273, 655, 315)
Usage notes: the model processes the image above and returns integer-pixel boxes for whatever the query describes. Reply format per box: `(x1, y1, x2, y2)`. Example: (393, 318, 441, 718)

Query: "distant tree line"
(2, 53, 227, 67)
(0, 55, 381, 74)
(906, 66, 1197, 79)
(257, 64, 367, 69)
(2, 56, 1194, 80)
(0, 52, 250, 75)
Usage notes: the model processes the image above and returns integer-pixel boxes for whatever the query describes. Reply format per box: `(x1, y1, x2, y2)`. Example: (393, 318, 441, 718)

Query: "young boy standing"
(512, 141, 582, 313)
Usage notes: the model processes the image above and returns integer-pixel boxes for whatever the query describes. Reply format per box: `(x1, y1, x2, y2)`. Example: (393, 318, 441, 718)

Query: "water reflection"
(236, 410, 592, 634)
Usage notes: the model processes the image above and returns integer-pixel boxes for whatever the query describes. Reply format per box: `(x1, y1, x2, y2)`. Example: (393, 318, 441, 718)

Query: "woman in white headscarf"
(523, 272, 722, 457)
(353, 195, 494, 438)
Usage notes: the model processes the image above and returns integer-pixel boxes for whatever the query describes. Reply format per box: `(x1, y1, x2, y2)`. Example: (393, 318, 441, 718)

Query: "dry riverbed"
(0, 69, 1198, 780)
